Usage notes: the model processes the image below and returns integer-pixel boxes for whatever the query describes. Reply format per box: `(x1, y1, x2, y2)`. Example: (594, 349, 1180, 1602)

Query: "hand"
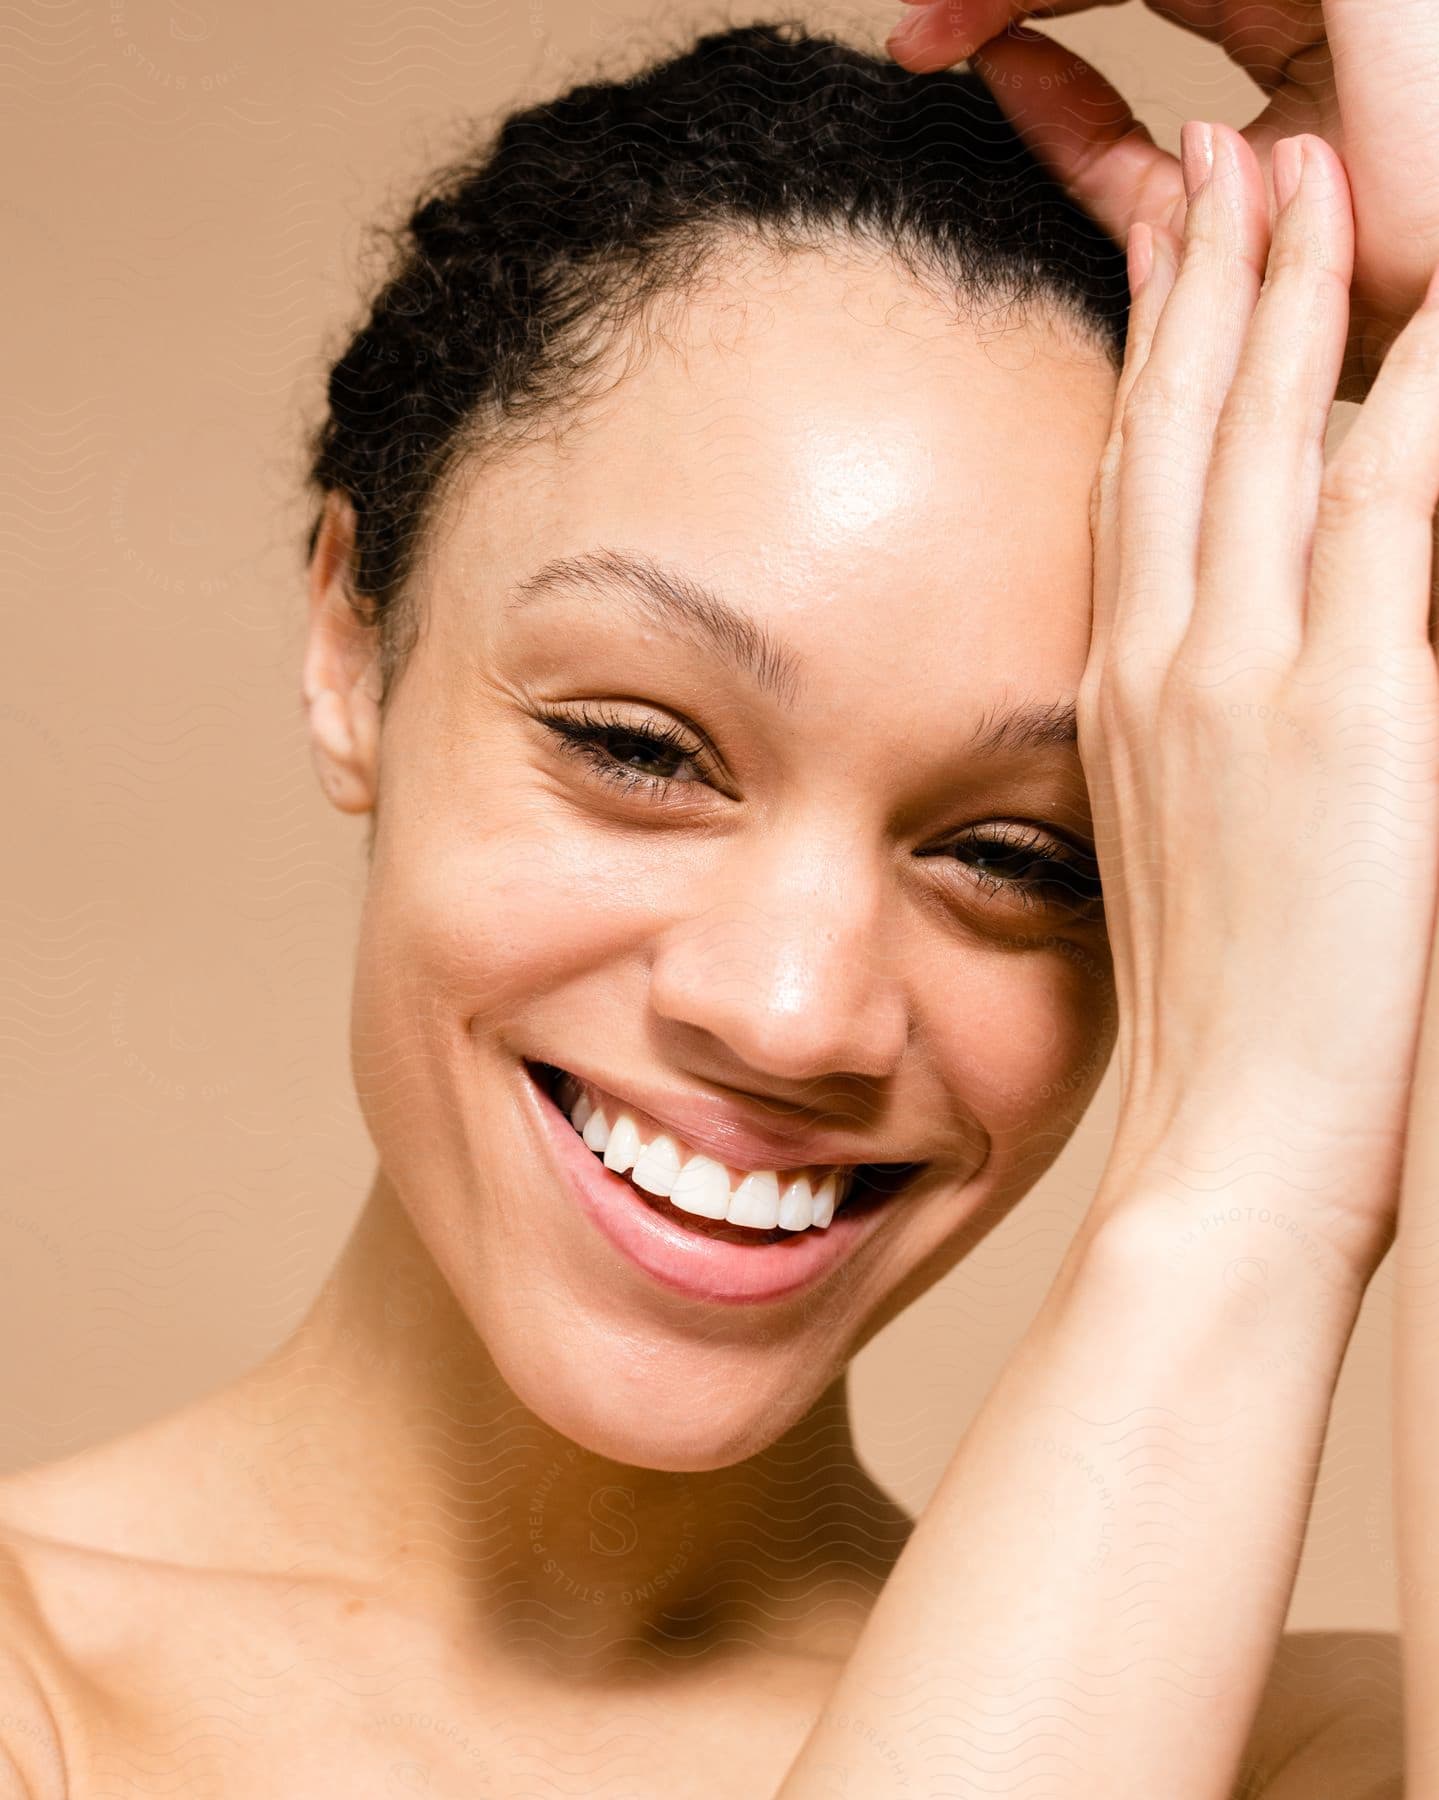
(1078, 120, 1439, 1285)
(885, 0, 1439, 395)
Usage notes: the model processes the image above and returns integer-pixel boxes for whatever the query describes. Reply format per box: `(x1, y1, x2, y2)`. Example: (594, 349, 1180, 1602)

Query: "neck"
(228, 1168, 910, 1679)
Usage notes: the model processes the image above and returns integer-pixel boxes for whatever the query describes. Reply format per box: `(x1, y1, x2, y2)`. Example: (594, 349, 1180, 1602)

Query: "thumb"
(971, 25, 1184, 245)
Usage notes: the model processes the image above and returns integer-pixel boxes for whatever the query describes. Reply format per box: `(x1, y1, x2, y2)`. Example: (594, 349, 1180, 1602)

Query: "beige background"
(0, 0, 1394, 1631)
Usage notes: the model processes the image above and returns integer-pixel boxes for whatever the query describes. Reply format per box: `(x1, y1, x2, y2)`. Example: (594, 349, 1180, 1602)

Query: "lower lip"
(520, 1062, 894, 1306)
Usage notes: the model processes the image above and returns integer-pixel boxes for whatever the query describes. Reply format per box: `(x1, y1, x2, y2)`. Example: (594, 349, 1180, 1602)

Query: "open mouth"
(526, 1060, 926, 1247)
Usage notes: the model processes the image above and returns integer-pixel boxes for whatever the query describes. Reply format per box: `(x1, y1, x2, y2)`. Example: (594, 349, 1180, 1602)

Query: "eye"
(926, 824, 1104, 918)
(536, 703, 718, 803)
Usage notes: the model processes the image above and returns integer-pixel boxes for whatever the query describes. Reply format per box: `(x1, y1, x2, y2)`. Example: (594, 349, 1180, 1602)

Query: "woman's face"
(317, 243, 1119, 1470)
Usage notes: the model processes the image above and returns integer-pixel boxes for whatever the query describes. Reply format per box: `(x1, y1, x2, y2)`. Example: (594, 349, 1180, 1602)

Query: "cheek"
(931, 936, 1116, 1168)
(347, 814, 664, 1238)
(354, 813, 660, 1055)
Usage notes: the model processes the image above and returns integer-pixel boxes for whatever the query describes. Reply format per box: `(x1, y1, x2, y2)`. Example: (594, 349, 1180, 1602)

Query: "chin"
(363, 1103, 857, 1473)
(491, 1333, 814, 1472)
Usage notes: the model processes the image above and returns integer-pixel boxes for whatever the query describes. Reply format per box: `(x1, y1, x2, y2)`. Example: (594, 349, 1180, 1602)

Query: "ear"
(302, 493, 382, 815)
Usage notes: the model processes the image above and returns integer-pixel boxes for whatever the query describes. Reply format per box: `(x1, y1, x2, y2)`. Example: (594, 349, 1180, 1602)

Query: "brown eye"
(927, 827, 1104, 916)
(585, 725, 693, 782)
(538, 705, 713, 801)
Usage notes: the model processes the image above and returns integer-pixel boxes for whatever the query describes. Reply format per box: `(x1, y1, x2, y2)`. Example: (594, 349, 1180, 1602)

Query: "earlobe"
(302, 492, 382, 816)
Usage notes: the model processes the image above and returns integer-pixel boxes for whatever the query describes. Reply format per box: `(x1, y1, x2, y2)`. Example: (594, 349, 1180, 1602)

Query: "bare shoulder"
(1240, 1630, 1403, 1799)
(0, 1533, 70, 1799)
(0, 1424, 266, 1799)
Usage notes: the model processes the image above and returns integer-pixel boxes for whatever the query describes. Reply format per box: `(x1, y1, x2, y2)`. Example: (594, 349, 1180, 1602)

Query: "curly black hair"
(304, 18, 1128, 708)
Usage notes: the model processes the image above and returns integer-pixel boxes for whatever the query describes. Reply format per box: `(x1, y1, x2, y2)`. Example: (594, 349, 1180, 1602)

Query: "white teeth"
(727, 1170, 780, 1230)
(631, 1133, 682, 1197)
(777, 1174, 815, 1232)
(558, 1078, 856, 1236)
(602, 1113, 641, 1175)
(668, 1154, 731, 1221)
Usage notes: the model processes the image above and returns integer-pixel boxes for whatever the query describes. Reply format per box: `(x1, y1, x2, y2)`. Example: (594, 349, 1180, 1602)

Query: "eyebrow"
(967, 692, 1079, 757)
(506, 543, 1079, 756)
(506, 546, 805, 710)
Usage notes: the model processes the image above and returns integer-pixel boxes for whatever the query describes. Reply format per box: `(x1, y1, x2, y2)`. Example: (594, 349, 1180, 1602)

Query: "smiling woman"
(298, 21, 1123, 1473)
(0, 12, 1432, 1799)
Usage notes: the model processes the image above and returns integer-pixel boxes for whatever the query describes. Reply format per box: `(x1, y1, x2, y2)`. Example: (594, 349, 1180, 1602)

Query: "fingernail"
(885, 3, 955, 68)
(1271, 136, 1302, 212)
(1180, 120, 1214, 202)
(1126, 222, 1154, 297)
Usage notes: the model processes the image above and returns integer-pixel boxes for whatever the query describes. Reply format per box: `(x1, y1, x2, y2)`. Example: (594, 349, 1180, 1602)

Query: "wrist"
(1090, 1079, 1403, 1292)
(1053, 1165, 1372, 1381)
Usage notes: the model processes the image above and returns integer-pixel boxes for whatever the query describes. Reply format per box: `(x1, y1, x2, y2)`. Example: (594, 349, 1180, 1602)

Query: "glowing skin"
(0, 244, 1120, 1790)
(313, 243, 1118, 1477)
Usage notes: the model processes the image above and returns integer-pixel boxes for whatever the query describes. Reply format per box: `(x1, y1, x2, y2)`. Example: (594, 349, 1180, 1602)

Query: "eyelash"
(536, 705, 1103, 918)
(538, 702, 718, 801)
(923, 825, 1104, 917)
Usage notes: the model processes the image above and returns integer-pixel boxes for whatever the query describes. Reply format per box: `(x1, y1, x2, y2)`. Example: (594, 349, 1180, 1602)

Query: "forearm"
(1395, 857, 1439, 1786)
(1430, 502, 1439, 645)
(776, 1161, 1367, 1800)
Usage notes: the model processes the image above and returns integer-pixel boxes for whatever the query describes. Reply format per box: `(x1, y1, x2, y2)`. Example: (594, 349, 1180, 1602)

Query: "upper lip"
(530, 1059, 919, 1176)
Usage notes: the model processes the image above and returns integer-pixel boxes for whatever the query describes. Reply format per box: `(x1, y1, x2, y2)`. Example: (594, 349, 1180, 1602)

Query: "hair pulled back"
(304, 18, 1128, 706)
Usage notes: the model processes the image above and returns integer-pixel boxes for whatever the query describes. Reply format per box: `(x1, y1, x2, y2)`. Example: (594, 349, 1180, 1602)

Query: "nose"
(646, 828, 909, 1089)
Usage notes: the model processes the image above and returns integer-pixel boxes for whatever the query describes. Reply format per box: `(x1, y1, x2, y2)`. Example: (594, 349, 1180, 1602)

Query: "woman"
(1, 18, 1436, 1796)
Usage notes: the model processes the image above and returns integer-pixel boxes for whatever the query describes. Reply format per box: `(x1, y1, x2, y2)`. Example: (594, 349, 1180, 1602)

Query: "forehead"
(439, 245, 1116, 695)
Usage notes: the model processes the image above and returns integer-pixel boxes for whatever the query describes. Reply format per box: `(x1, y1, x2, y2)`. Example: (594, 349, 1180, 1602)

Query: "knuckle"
(1212, 378, 1299, 446)
(1178, 220, 1245, 278)
(1092, 678, 1132, 744)
(1097, 423, 1125, 486)
(1263, 220, 1322, 282)
(1123, 367, 1216, 438)
(1097, 645, 1159, 722)
(1156, 673, 1245, 750)
(1076, 653, 1111, 711)
(1091, 432, 1124, 525)
(1319, 442, 1391, 518)
(1384, 308, 1439, 386)
(1165, 652, 1270, 717)
(1262, 238, 1349, 312)
(1088, 476, 1105, 542)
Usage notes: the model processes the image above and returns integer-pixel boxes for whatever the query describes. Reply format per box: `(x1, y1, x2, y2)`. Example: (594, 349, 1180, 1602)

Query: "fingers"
(1110, 123, 1272, 671)
(1184, 136, 1355, 662)
(887, 0, 1125, 60)
(1116, 226, 1182, 432)
(1088, 223, 1181, 666)
(883, 9, 1184, 246)
(887, 0, 1321, 91)
(966, 25, 1184, 248)
(1306, 262, 1439, 653)
(884, 9, 1325, 250)
(961, 26, 1325, 255)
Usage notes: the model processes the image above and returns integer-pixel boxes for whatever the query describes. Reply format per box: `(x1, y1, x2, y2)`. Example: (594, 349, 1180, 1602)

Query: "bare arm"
(1389, 509, 1439, 1786)
(0, 1748, 38, 1800)
(0, 1547, 66, 1800)
(775, 1190, 1365, 1798)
